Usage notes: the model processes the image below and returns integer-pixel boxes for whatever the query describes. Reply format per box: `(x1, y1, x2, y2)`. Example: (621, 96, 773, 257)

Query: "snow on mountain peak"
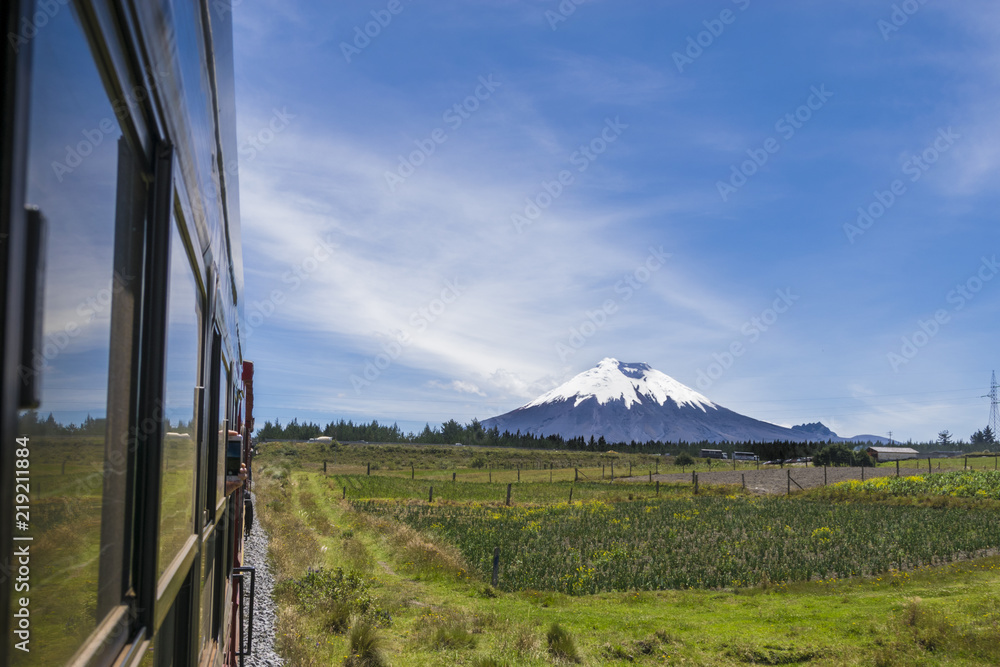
(525, 358, 716, 412)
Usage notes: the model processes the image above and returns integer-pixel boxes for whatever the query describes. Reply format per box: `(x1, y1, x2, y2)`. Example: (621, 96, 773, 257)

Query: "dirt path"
(629, 463, 936, 495)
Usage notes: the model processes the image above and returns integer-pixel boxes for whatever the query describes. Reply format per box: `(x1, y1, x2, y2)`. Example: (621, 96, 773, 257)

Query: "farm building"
(866, 446, 920, 462)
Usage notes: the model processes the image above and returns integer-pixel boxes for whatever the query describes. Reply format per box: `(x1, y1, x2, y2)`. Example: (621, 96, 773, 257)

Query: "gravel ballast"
(241, 493, 284, 666)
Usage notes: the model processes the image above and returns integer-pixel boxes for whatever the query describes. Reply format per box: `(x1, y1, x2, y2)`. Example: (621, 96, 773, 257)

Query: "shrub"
(276, 567, 387, 629)
(432, 624, 477, 650)
(343, 621, 387, 667)
(813, 443, 854, 467)
(547, 623, 582, 663)
(675, 453, 695, 467)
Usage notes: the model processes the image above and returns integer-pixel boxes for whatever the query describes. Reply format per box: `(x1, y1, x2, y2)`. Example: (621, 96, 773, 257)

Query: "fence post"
(491, 547, 500, 588)
(656, 459, 659, 474)
(574, 468, 578, 482)
(611, 462, 614, 482)
(602, 464, 605, 480)
(656, 480, 660, 496)
(517, 465, 520, 482)
(861, 466, 865, 481)
(429, 487, 434, 503)
(489, 471, 492, 483)
(323, 461, 327, 474)
(550, 469, 553, 483)
(787, 469, 791, 496)
(824, 465, 827, 486)
(366, 462, 370, 476)
(693, 471, 698, 495)
(896, 460, 899, 477)
(928, 458, 931, 474)
(649, 471, 652, 482)
(741, 473, 745, 490)
(506, 483, 512, 506)
(411, 464, 414, 479)
(343, 486, 346, 499)
(629, 462, 632, 477)
(452, 472, 456, 482)
(569, 487, 573, 503)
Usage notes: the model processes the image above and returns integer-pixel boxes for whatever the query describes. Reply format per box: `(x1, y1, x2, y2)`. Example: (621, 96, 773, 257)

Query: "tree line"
(255, 417, 994, 459)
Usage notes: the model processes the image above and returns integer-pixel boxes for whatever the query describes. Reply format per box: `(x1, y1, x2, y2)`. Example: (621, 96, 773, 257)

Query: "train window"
(13, 5, 137, 665)
(157, 218, 201, 578)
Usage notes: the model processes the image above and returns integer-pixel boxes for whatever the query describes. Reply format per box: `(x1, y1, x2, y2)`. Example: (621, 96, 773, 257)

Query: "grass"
(14, 436, 107, 667)
(254, 443, 1000, 666)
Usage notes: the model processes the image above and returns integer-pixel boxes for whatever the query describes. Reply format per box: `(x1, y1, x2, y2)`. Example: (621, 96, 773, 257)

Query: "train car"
(1, 0, 256, 665)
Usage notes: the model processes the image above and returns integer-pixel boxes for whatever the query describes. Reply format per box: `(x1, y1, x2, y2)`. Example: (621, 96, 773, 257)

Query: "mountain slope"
(483, 358, 844, 444)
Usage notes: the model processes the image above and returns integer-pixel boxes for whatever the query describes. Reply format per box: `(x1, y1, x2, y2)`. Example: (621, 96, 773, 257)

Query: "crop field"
(254, 442, 1000, 665)
(352, 495, 1000, 594)
(807, 470, 1000, 503)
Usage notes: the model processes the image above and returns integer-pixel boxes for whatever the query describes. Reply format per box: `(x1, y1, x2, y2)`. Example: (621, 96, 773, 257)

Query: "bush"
(547, 623, 582, 663)
(432, 624, 477, 650)
(276, 567, 387, 628)
(675, 453, 695, 467)
(343, 621, 387, 667)
(813, 443, 854, 467)
(852, 450, 874, 467)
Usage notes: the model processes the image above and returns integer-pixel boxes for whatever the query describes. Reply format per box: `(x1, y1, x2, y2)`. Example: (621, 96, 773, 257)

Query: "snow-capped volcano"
(483, 358, 833, 444)
(524, 358, 716, 412)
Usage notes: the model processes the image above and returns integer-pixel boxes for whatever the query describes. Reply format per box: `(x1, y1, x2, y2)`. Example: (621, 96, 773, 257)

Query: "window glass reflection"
(157, 221, 200, 577)
(14, 6, 126, 665)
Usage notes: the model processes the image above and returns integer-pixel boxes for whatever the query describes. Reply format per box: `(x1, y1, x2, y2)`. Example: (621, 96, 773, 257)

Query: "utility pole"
(983, 371, 999, 434)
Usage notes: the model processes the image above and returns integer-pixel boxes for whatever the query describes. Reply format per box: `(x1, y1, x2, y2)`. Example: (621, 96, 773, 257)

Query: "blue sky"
(233, 0, 1000, 443)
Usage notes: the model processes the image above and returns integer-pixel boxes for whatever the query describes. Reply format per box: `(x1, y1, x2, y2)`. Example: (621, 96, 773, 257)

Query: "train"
(1, 0, 256, 665)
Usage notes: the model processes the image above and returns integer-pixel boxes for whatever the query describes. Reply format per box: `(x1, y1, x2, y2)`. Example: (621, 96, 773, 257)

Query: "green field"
(254, 441, 1000, 666)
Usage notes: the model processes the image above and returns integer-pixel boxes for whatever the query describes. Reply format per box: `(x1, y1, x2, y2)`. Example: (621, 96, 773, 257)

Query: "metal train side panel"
(0, 0, 252, 665)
